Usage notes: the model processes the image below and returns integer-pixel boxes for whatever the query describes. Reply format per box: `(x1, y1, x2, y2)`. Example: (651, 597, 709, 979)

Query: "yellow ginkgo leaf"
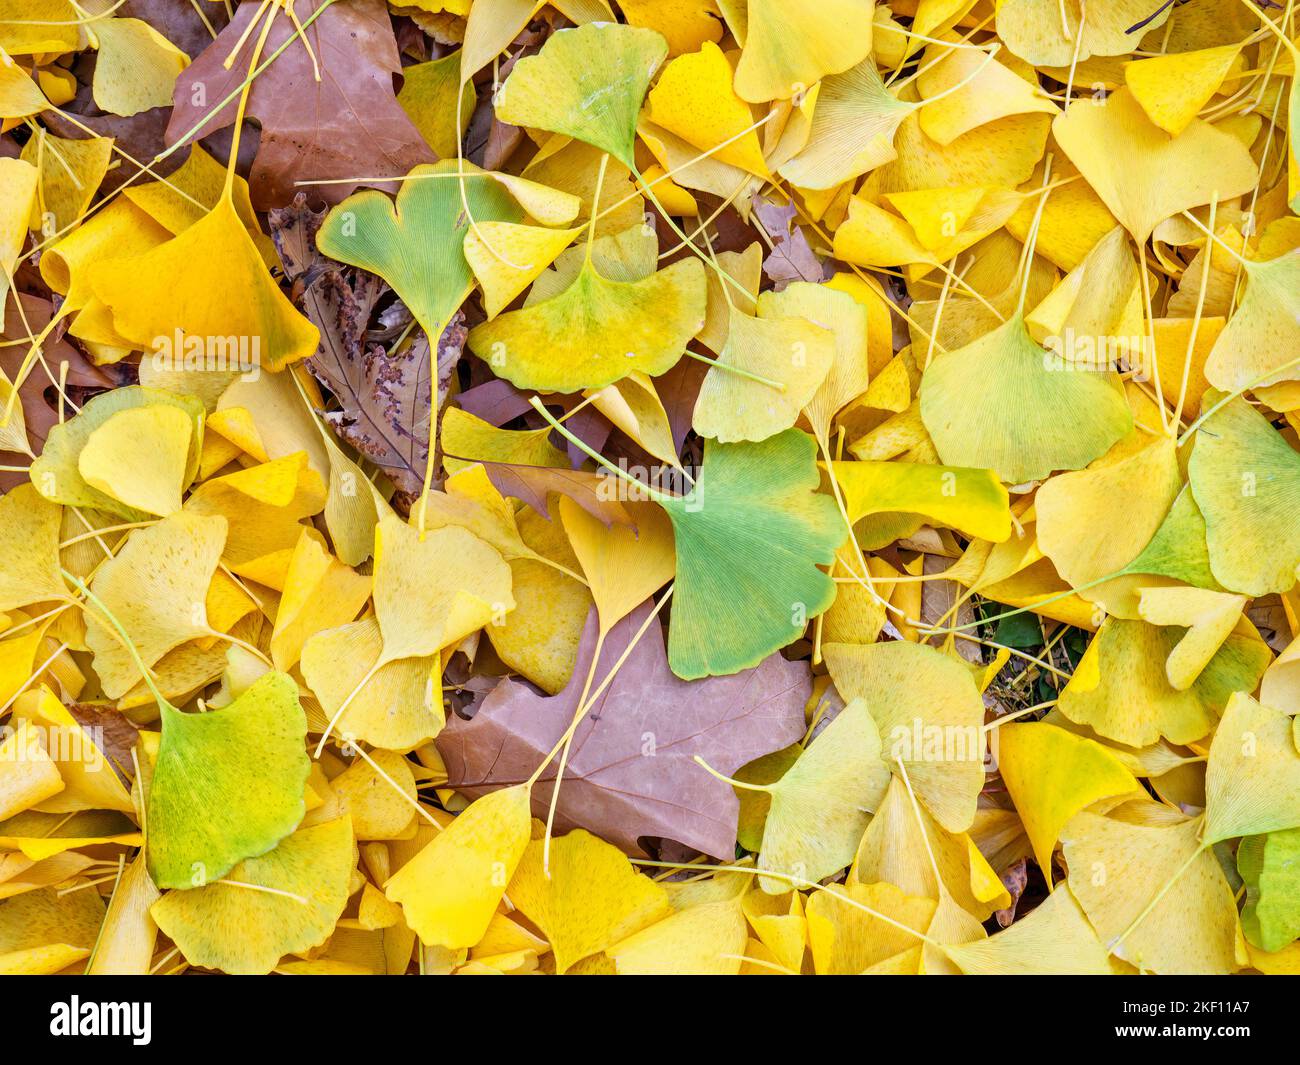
(696, 243, 761, 353)
(1052, 88, 1258, 242)
(584, 372, 680, 467)
(1058, 616, 1270, 747)
(487, 506, 594, 694)
(996, 0, 1170, 66)
(645, 41, 769, 176)
(943, 883, 1119, 974)
(300, 618, 442, 752)
(0, 719, 65, 821)
(996, 722, 1139, 881)
(372, 515, 514, 663)
(84, 512, 228, 699)
(619, 0, 722, 57)
(384, 785, 531, 949)
(1062, 812, 1242, 974)
(77, 404, 193, 517)
(19, 132, 112, 236)
(91, 17, 189, 118)
(778, 57, 912, 189)
(269, 528, 372, 672)
(824, 641, 987, 832)
(1125, 44, 1242, 136)
(464, 222, 582, 319)
(90, 198, 319, 371)
(332, 750, 418, 841)
(829, 459, 1011, 543)
(607, 897, 748, 974)
(1137, 586, 1249, 691)
(733, 0, 875, 103)
(741, 889, 807, 973)
(85, 856, 160, 975)
(507, 829, 671, 973)
(0, 484, 65, 614)
(805, 880, 936, 975)
(1201, 250, 1300, 393)
(559, 496, 675, 634)
(692, 297, 836, 443)
(0, 62, 50, 122)
(918, 47, 1058, 146)
(0, 885, 103, 976)
(441, 406, 568, 472)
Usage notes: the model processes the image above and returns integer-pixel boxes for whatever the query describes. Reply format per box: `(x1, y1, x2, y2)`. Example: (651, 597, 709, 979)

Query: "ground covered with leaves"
(0, 0, 1298, 977)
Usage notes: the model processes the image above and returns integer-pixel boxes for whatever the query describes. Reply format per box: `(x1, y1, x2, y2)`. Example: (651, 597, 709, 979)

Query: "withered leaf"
(437, 601, 810, 858)
(166, 0, 435, 209)
(750, 194, 828, 291)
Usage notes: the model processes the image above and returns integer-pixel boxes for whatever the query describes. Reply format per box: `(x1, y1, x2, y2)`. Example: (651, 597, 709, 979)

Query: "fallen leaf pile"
(1, 0, 1299, 977)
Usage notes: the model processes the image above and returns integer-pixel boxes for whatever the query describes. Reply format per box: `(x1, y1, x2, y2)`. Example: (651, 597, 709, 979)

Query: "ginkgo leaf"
(318, 160, 522, 339)
(91, 17, 189, 119)
(83, 512, 227, 699)
(828, 460, 1012, 543)
(754, 698, 890, 892)
(692, 299, 835, 442)
(0, 484, 65, 614)
(384, 784, 532, 949)
(918, 48, 1058, 146)
(1202, 251, 1300, 393)
(495, 22, 668, 167)
(1062, 812, 1242, 974)
(1188, 395, 1300, 596)
(823, 641, 987, 832)
(372, 515, 514, 663)
(507, 829, 671, 973)
(464, 222, 582, 319)
(943, 884, 1119, 975)
(996, 0, 1171, 66)
(467, 256, 706, 392)
(300, 618, 442, 751)
(645, 41, 769, 176)
(1057, 617, 1270, 747)
(90, 198, 319, 371)
(919, 314, 1133, 483)
(805, 881, 935, 975)
(1051, 88, 1258, 242)
(996, 721, 1139, 881)
(733, 0, 875, 103)
(147, 671, 310, 890)
(1203, 693, 1300, 845)
(777, 57, 912, 189)
(655, 429, 842, 679)
(1137, 586, 1248, 691)
(77, 404, 193, 518)
(151, 817, 355, 975)
(31, 386, 204, 521)
(607, 896, 748, 975)
(269, 528, 372, 672)
(1125, 44, 1243, 136)
(1238, 828, 1300, 953)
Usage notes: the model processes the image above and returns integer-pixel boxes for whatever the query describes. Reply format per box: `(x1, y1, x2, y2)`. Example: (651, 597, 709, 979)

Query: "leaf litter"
(0, 0, 1297, 978)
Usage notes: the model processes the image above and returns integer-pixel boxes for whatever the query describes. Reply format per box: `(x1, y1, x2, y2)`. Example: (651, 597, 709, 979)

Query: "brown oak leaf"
(437, 601, 810, 858)
(165, 0, 435, 209)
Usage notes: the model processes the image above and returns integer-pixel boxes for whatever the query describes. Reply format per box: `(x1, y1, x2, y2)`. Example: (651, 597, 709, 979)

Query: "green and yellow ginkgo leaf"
(1188, 395, 1300, 597)
(494, 22, 668, 168)
(1238, 828, 1300, 953)
(467, 254, 706, 393)
(147, 671, 310, 890)
(828, 460, 1011, 544)
(1202, 250, 1300, 393)
(919, 315, 1132, 484)
(151, 817, 354, 975)
(317, 160, 522, 340)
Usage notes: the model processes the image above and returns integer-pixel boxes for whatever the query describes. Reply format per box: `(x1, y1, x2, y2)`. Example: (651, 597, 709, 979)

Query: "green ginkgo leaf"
(919, 314, 1132, 483)
(1118, 485, 1221, 590)
(539, 403, 841, 679)
(1188, 394, 1300, 596)
(1238, 827, 1300, 953)
(468, 257, 706, 392)
(31, 386, 204, 521)
(316, 160, 522, 338)
(494, 22, 668, 168)
(659, 429, 843, 679)
(150, 817, 355, 975)
(147, 671, 310, 890)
